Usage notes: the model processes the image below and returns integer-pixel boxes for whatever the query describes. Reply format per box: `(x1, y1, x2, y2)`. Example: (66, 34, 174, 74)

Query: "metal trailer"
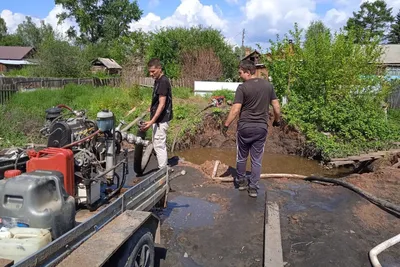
(4, 166, 169, 267)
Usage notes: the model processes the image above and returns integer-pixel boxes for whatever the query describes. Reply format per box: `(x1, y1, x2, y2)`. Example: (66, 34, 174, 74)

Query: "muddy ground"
(155, 159, 400, 267)
(192, 154, 400, 209)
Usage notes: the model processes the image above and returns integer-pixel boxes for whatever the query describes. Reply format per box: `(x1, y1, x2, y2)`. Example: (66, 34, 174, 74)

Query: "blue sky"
(1, 0, 400, 49)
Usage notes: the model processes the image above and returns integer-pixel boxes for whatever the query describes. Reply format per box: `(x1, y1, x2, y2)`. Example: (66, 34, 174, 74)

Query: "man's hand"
(140, 121, 153, 132)
(222, 125, 229, 137)
(272, 120, 281, 127)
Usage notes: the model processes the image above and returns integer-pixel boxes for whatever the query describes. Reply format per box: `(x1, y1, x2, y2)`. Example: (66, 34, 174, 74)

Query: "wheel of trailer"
(134, 130, 153, 176)
(125, 228, 155, 267)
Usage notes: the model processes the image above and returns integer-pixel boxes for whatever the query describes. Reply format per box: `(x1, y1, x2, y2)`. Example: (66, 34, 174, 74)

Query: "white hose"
(369, 233, 400, 267)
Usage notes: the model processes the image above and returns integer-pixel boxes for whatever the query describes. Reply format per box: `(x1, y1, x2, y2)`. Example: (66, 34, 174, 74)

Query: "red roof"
(0, 46, 35, 60)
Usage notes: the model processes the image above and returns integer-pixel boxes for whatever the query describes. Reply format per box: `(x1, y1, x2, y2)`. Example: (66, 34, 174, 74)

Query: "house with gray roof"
(91, 58, 122, 75)
(380, 44, 400, 78)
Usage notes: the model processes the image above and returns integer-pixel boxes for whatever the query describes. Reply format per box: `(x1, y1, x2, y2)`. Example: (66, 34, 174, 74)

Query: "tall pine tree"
(345, 0, 394, 43)
(388, 10, 400, 44)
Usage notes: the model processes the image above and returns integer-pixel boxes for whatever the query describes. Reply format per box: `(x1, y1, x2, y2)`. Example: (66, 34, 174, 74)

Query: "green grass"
(0, 84, 222, 149)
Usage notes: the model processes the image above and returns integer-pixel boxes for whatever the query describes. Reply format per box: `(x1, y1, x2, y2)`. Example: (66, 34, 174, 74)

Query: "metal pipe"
(92, 160, 126, 182)
(369, 233, 400, 267)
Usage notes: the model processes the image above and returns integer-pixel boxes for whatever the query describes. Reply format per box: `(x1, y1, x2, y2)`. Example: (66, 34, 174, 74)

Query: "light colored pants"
(152, 122, 169, 169)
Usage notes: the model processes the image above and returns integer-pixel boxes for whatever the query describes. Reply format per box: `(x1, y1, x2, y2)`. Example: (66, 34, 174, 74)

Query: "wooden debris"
(327, 149, 400, 168)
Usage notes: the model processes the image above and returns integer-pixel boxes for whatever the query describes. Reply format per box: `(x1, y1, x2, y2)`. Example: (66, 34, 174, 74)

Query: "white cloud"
(130, 0, 228, 32)
(130, 13, 162, 32)
(44, 5, 77, 38)
(225, 0, 239, 4)
(238, 0, 318, 47)
(0, 5, 77, 38)
(323, 8, 349, 30)
(1, 9, 29, 33)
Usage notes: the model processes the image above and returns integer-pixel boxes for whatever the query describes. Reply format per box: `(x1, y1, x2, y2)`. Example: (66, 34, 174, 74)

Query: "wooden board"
(328, 149, 400, 168)
(0, 259, 13, 267)
(57, 211, 152, 267)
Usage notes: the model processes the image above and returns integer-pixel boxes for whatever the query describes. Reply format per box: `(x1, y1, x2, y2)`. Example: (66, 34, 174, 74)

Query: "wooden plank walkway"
(327, 149, 400, 168)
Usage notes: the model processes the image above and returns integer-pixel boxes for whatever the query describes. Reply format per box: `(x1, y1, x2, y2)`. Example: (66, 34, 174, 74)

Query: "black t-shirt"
(150, 75, 173, 123)
(233, 78, 277, 130)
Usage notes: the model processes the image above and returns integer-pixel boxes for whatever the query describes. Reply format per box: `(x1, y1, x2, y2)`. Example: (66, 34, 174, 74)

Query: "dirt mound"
(352, 202, 391, 230)
(175, 111, 310, 158)
(346, 167, 400, 205)
(200, 160, 233, 178)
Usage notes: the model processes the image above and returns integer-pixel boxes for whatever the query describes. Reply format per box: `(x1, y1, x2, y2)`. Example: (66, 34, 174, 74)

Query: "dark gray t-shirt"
(233, 78, 277, 130)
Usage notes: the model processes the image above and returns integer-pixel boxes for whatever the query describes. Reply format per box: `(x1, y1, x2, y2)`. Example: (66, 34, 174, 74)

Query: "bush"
(264, 21, 400, 159)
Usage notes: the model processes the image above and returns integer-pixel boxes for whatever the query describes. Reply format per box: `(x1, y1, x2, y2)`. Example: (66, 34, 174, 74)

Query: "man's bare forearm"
(272, 100, 281, 122)
(224, 104, 242, 127)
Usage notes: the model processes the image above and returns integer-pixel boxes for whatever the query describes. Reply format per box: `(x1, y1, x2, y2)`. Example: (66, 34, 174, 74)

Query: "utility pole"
(241, 28, 245, 59)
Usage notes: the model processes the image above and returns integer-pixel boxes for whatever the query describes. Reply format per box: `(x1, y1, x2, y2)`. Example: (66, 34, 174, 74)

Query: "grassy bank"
(2, 84, 398, 160)
(0, 84, 215, 149)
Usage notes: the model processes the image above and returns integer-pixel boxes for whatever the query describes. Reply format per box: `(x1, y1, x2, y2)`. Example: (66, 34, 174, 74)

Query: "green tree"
(32, 35, 90, 77)
(264, 21, 399, 159)
(15, 17, 55, 47)
(0, 34, 24, 46)
(344, 0, 394, 43)
(146, 26, 237, 80)
(55, 0, 143, 44)
(0, 17, 7, 39)
(388, 10, 400, 44)
(108, 30, 150, 65)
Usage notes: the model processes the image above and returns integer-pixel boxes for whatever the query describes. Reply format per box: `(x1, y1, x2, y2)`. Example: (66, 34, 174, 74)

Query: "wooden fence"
(389, 87, 400, 109)
(0, 84, 18, 105)
(0, 76, 193, 105)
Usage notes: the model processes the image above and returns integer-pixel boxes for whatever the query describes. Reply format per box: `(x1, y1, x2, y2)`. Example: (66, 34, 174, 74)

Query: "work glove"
(222, 125, 229, 137)
(272, 120, 281, 127)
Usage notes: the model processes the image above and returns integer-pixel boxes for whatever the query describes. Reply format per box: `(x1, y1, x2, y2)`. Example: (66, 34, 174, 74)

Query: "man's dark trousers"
(236, 127, 268, 189)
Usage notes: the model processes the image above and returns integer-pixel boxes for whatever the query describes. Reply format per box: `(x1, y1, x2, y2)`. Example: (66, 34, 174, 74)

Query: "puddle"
(180, 256, 203, 267)
(161, 196, 220, 230)
(309, 196, 346, 212)
(282, 186, 347, 213)
(286, 203, 308, 212)
(174, 147, 349, 177)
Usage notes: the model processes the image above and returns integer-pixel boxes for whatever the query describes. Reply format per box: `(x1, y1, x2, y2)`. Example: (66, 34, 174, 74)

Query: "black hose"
(305, 176, 400, 215)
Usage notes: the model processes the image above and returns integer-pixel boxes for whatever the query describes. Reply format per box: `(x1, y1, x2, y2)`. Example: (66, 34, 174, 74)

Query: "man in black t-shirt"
(223, 60, 281, 198)
(140, 58, 173, 169)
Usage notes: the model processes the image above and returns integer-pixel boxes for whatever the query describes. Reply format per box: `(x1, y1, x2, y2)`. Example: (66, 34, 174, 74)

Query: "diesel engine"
(35, 104, 151, 210)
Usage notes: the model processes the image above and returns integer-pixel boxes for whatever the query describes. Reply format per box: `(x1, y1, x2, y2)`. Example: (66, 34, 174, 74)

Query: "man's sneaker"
(248, 188, 258, 198)
(237, 180, 248, 191)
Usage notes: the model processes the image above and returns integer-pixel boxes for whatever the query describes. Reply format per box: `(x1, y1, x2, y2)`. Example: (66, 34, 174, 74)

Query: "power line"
(241, 28, 245, 58)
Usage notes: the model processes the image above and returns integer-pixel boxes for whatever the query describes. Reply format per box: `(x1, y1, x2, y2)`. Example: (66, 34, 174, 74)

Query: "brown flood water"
(174, 147, 350, 177)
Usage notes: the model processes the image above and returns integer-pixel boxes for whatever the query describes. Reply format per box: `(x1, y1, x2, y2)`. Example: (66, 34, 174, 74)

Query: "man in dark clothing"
(140, 58, 173, 169)
(223, 60, 281, 198)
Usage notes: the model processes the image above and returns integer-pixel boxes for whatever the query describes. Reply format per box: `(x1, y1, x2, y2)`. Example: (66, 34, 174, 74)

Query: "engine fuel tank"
(27, 148, 75, 197)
